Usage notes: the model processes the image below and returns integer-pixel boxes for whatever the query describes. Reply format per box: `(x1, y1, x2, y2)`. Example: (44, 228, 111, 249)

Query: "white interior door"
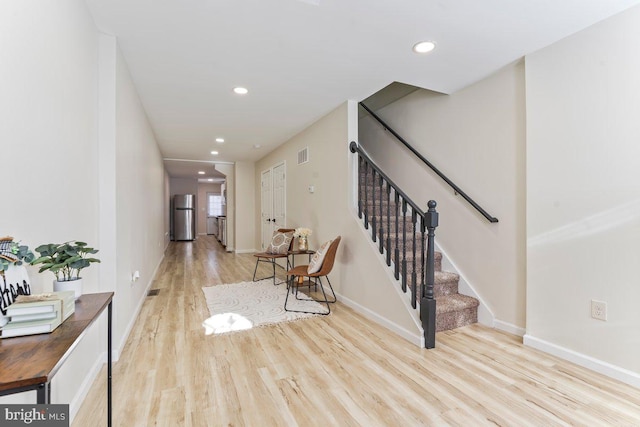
(260, 162, 287, 250)
(261, 169, 273, 250)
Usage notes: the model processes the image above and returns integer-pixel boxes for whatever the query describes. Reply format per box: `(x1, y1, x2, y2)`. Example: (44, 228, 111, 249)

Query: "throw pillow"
(307, 239, 332, 274)
(267, 230, 294, 254)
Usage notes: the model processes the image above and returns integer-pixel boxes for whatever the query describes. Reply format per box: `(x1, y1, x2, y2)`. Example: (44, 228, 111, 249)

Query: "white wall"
(525, 5, 640, 382)
(0, 1, 167, 414)
(170, 178, 198, 196)
(234, 161, 256, 252)
(359, 62, 527, 331)
(113, 46, 166, 356)
(255, 103, 423, 342)
(0, 0, 102, 409)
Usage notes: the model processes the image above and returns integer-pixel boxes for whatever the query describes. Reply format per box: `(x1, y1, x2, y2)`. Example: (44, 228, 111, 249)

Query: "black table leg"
(36, 382, 49, 404)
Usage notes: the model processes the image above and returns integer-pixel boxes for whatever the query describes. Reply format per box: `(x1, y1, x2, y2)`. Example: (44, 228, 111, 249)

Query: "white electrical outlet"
(591, 300, 607, 321)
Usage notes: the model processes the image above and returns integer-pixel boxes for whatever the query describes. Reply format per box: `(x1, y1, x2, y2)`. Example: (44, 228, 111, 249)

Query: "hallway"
(73, 236, 640, 426)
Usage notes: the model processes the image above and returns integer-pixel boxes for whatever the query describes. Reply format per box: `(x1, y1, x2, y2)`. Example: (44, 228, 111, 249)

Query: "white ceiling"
(86, 0, 640, 179)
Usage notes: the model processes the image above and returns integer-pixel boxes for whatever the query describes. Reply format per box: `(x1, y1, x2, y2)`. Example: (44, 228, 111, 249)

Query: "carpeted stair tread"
(436, 294, 479, 314)
(435, 294, 479, 332)
(435, 271, 459, 283)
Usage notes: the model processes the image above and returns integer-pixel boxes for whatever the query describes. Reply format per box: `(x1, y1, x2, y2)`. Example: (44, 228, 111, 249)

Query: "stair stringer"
(335, 213, 425, 347)
(433, 239, 495, 328)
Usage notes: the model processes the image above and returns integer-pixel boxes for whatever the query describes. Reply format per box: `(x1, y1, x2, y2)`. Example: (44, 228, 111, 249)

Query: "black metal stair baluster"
(386, 183, 391, 266)
(401, 198, 408, 293)
(371, 169, 377, 243)
(411, 209, 417, 309)
(421, 200, 439, 349)
(394, 190, 400, 280)
(378, 174, 384, 253)
(364, 160, 369, 229)
(357, 155, 363, 219)
(420, 215, 426, 299)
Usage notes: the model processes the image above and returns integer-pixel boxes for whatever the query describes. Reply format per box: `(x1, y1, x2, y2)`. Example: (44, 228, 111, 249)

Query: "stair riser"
(403, 275, 458, 297)
(436, 307, 478, 332)
(365, 217, 421, 234)
(365, 235, 442, 271)
(360, 195, 421, 212)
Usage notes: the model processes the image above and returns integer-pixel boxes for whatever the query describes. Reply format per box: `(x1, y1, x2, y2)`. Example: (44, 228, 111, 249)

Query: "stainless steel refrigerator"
(173, 194, 196, 241)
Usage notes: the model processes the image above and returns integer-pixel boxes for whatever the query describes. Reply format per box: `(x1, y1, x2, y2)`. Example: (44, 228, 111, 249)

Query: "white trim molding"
(337, 292, 423, 347)
(494, 320, 526, 337)
(524, 334, 640, 388)
(235, 249, 257, 254)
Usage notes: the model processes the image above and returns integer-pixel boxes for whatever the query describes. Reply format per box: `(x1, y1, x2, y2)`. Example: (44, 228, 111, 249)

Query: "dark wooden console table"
(0, 292, 113, 426)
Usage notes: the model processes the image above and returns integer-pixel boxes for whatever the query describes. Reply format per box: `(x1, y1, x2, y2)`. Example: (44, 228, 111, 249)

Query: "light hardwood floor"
(73, 236, 640, 426)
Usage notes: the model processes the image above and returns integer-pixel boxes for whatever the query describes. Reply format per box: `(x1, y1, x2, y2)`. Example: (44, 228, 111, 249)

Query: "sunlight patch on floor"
(202, 313, 254, 335)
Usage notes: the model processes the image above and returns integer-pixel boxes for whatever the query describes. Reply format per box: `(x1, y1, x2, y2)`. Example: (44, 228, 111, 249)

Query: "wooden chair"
(285, 236, 341, 315)
(252, 228, 295, 286)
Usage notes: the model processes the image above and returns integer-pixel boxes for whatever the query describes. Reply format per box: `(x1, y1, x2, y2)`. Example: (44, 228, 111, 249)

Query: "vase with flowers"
(293, 227, 312, 251)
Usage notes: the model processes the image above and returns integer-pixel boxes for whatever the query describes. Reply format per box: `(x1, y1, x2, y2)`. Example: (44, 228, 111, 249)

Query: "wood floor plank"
(72, 236, 640, 426)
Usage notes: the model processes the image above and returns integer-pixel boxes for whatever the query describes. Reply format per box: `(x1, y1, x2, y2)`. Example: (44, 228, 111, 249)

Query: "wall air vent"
(297, 147, 309, 165)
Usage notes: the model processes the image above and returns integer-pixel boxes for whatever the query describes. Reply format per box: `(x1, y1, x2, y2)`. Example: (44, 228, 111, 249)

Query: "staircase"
(352, 142, 479, 345)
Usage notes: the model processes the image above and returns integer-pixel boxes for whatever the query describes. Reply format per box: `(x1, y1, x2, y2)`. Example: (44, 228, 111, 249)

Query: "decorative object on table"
(31, 241, 100, 300)
(252, 228, 295, 286)
(11, 290, 75, 321)
(0, 236, 35, 327)
(1, 291, 74, 338)
(201, 279, 324, 335)
(293, 227, 312, 251)
(1, 298, 63, 338)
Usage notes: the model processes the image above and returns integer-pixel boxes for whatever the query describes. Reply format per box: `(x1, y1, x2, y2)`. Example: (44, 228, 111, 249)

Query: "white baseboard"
(524, 334, 640, 388)
(69, 350, 107, 423)
(336, 291, 423, 347)
(234, 249, 256, 254)
(494, 319, 525, 337)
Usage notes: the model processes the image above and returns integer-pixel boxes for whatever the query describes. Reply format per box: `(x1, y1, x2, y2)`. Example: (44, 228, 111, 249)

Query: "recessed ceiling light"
(233, 87, 248, 95)
(215, 138, 225, 143)
(210, 151, 219, 155)
(412, 41, 436, 54)
(253, 144, 261, 149)
(198, 171, 205, 175)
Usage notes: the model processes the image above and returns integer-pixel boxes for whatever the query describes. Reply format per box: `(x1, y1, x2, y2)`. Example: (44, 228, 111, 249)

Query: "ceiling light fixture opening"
(198, 171, 205, 175)
(413, 41, 436, 54)
(215, 138, 225, 143)
(210, 151, 219, 155)
(233, 87, 248, 95)
(253, 144, 261, 149)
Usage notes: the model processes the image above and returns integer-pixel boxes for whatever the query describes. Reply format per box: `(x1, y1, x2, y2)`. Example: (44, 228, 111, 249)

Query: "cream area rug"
(201, 279, 325, 335)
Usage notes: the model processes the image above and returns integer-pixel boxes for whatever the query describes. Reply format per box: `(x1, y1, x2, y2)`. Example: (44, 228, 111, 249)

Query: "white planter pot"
(54, 278, 82, 300)
(1, 264, 31, 327)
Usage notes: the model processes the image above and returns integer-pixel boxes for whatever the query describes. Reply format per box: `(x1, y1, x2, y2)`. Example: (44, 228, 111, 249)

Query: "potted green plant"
(0, 236, 35, 326)
(31, 241, 100, 299)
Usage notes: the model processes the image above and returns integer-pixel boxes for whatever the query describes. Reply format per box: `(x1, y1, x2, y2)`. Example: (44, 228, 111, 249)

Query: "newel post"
(421, 200, 438, 349)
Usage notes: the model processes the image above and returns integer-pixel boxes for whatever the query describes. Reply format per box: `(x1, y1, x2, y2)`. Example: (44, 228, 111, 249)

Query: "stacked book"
(0, 291, 75, 338)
